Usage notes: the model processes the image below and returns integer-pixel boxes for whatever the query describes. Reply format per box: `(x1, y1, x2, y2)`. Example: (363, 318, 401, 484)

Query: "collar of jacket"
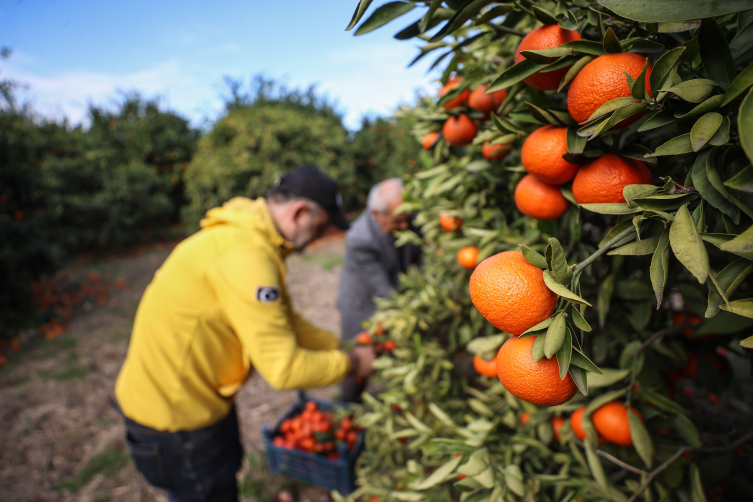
(200, 197, 296, 258)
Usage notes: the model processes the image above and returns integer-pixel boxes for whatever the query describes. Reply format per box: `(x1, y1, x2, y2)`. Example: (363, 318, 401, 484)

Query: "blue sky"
(0, 0, 441, 129)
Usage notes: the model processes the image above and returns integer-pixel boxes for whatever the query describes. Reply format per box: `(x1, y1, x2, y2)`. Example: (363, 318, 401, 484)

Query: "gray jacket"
(336, 211, 422, 340)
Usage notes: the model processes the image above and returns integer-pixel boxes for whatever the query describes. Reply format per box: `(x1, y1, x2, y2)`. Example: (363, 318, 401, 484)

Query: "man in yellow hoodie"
(115, 165, 375, 502)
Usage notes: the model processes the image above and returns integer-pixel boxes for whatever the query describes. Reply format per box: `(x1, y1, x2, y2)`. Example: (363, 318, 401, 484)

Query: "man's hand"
(348, 345, 376, 379)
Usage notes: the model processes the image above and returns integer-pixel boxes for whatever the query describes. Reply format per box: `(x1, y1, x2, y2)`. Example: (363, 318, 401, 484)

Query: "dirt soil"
(0, 235, 348, 502)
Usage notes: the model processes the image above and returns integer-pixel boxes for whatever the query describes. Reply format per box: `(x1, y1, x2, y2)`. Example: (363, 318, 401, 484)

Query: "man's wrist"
(348, 351, 359, 376)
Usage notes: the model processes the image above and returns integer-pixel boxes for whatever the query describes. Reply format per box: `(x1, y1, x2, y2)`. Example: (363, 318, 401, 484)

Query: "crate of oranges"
(262, 391, 364, 495)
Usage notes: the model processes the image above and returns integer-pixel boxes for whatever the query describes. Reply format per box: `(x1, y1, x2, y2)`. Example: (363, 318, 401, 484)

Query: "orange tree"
(338, 1, 753, 501)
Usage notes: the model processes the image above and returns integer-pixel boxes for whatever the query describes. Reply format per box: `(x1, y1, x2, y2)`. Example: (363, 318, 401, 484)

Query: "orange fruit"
(515, 174, 570, 220)
(384, 340, 396, 351)
(473, 354, 497, 378)
(439, 76, 470, 110)
(520, 412, 530, 427)
(422, 132, 439, 150)
(572, 153, 652, 204)
(469, 251, 557, 335)
(496, 335, 578, 406)
(570, 407, 588, 440)
(457, 246, 479, 270)
(439, 214, 462, 231)
(591, 401, 643, 446)
(552, 416, 565, 441)
(514, 25, 583, 90)
(673, 312, 714, 341)
(355, 332, 372, 345)
(442, 114, 477, 147)
(468, 84, 507, 116)
(521, 126, 580, 184)
(482, 141, 511, 160)
(682, 353, 729, 380)
(567, 52, 653, 125)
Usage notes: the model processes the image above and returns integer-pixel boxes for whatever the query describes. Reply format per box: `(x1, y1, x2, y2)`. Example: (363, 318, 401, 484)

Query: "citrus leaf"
(586, 97, 638, 122)
(645, 134, 693, 157)
(650, 227, 671, 306)
(429, 0, 495, 42)
(709, 116, 731, 146)
(346, 0, 374, 31)
(519, 47, 571, 65)
(690, 112, 723, 151)
(623, 38, 665, 53)
(675, 414, 702, 447)
(731, 23, 753, 64)
(724, 164, 753, 192)
(598, 0, 753, 23)
(741, 334, 753, 348)
(558, 9, 578, 31)
(355, 2, 415, 36)
(690, 463, 706, 502)
(395, 9, 453, 39)
(410, 455, 463, 490)
(527, 102, 567, 126)
(631, 60, 649, 100)
(608, 235, 661, 255)
(567, 126, 588, 154)
(547, 238, 573, 284)
(570, 366, 588, 395)
(581, 203, 644, 215)
(531, 333, 546, 362)
(587, 368, 630, 388)
(418, 0, 442, 33)
(632, 193, 697, 211)
(532, 5, 559, 25)
(692, 148, 741, 223)
(638, 110, 676, 132)
(488, 59, 550, 91)
(584, 440, 608, 490)
(571, 348, 602, 374)
(598, 274, 615, 327)
(520, 244, 547, 269)
(558, 56, 593, 92)
(621, 144, 658, 164)
(543, 271, 592, 305)
(720, 299, 753, 318)
(570, 305, 592, 332)
(624, 184, 658, 207)
(504, 465, 525, 497)
(628, 409, 653, 468)
(603, 27, 622, 54)
(674, 94, 725, 119)
(699, 18, 737, 90)
(556, 328, 574, 380)
(666, 79, 718, 103)
(544, 312, 567, 359)
(740, 88, 753, 165)
(649, 46, 686, 92)
(721, 63, 753, 106)
(670, 204, 710, 284)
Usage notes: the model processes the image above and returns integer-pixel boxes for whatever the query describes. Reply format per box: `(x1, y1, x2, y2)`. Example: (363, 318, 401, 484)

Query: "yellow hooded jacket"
(115, 197, 350, 432)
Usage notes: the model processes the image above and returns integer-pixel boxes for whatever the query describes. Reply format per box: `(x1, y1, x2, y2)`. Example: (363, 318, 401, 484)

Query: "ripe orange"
(442, 114, 477, 147)
(552, 416, 565, 441)
(591, 401, 643, 446)
(520, 412, 530, 427)
(482, 141, 511, 160)
(567, 52, 653, 125)
(422, 132, 439, 150)
(521, 126, 580, 184)
(496, 335, 578, 406)
(384, 340, 396, 351)
(572, 153, 652, 204)
(469, 251, 557, 335)
(468, 84, 507, 116)
(355, 332, 372, 345)
(473, 354, 497, 378)
(570, 407, 588, 440)
(514, 25, 583, 90)
(673, 312, 714, 341)
(457, 246, 479, 270)
(515, 174, 570, 220)
(439, 76, 470, 110)
(439, 214, 462, 231)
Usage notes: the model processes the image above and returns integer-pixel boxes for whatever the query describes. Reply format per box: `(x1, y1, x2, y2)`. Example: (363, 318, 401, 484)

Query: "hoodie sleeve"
(289, 309, 341, 351)
(206, 243, 350, 390)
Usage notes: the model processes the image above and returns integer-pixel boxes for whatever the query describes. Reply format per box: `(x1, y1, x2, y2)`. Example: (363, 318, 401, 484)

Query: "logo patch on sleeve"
(256, 286, 280, 303)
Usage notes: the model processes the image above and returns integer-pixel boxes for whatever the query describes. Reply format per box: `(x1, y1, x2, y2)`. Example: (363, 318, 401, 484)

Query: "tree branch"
(627, 447, 690, 502)
(699, 429, 753, 453)
(573, 438, 647, 476)
(573, 226, 637, 278)
(630, 323, 690, 357)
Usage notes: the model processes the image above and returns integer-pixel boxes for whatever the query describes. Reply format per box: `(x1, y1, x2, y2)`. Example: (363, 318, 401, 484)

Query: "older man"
(336, 178, 422, 401)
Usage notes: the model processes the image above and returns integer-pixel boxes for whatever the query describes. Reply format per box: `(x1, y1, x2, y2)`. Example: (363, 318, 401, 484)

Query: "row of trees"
(0, 73, 422, 339)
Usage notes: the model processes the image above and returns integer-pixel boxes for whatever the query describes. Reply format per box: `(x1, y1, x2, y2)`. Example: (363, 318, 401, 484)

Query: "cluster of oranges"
(438, 214, 481, 271)
(272, 400, 361, 459)
(355, 328, 396, 353)
(513, 26, 653, 220)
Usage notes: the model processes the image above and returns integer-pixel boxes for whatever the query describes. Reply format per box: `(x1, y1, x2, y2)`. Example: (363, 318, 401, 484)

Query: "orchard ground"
(0, 233, 348, 502)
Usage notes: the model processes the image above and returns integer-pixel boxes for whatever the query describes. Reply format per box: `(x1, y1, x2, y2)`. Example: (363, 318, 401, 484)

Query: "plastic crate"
(262, 391, 364, 495)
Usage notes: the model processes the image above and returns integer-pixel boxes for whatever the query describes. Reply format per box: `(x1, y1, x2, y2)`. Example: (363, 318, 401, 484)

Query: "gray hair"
(367, 178, 404, 214)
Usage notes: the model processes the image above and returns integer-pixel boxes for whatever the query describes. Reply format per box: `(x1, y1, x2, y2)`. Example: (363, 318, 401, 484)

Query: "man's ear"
(290, 201, 309, 223)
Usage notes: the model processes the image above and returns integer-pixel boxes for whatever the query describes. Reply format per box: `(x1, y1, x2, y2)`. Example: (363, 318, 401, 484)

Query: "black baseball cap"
(272, 165, 350, 230)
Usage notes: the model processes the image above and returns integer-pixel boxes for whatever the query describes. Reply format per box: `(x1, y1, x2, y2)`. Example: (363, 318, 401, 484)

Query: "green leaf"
(570, 348, 602, 374)
(571, 366, 588, 395)
(649, 47, 686, 93)
(584, 440, 608, 490)
(570, 306, 592, 332)
(556, 328, 573, 380)
(585, 388, 628, 415)
(603, 27, 622, 54)
(692, 148, 741, 223)
(558, 9, 578, 31)
(657, 20, 701, 33)
(520, 244, 547, 268)
(730, 23, 753, 64)
(543, 271, 592, 305)
(699, 18, 737, 90)
(429, 0, 495, 42)
(629, 409, 654, 468)
(675, 414, 702, 447)
(532, 5, 559, 25)
(598, 274, 615, 327)
(355, 2, 415, 36)
(631, 61, 649, 100)
(670, 204, 710, 284)
(547, 238, 573, 284)
(488, 59, 550, 92)
(410, 455, 463, 490)
(623, 38, 665, 53)
(675, 94, 725, 119)
(587, 368, 630, 388)
(582, 103, 647, 139)
(637, 110, 676, 132)
(608, 235, 661, 255)
(526, 102, 567, 126)
(740, 88, 753, 165)
(720, 298, 753, 318)
(690, 463, 706, 502)
(621, 144, 658, 164)
(690, 112, 723, 152)
(587, 97, 638, 122)
(667, 79, 717, 103)
(394, 9, 453, 39)
(632, 193, 698, 211)
(645, 134, 693, 157)
(503, 465, 525, 497)
(724, 164, 753, 192)
(346, 0, 374, 31)
(567, 126, 588, 155)
(709, 116, 731, 146)
(721, 63, 753, 106)
(581, 203, 644, 215)
(624, 184, 658, 208)
(544, 312, 567, 359)
(598, 0, 753, 23)
(531, 333, 546, 362)
(558, 56, 593, 92)
(741, 335, 753, 348)
(615, 279, 653, 300)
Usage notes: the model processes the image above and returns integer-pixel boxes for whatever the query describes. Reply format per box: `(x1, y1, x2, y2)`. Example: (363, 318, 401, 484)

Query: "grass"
(38, 351, 93, 381)
(238, 451, 297, 499)
(57, 444, 129, 493)
(111, 331, 130, 342)
(29, 335, 78, 360)
(321, 255, 344, 271)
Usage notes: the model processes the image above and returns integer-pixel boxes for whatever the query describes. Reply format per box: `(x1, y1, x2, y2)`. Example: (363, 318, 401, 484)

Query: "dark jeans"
(124, 408, 243, 502)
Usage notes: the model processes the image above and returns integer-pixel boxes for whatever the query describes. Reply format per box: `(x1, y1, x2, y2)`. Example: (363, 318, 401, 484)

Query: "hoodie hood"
(200, 197, 295, 257)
